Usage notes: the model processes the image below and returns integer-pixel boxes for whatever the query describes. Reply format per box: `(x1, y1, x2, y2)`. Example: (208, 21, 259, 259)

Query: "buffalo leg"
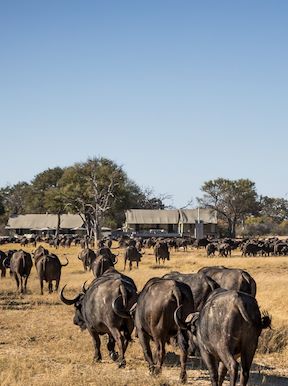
(90, 330, 102, 362)
(19, 275, 24, 293)
(199, 347, 218, 386)
(109, 328, 126, 368)
(1, 268, 6, 277)
(124, 258, 127, 271)
(24, 276, 29, 293)
(107, 335, 118, 361)
(40, 279, 44, 295)
(178, 331, 188, 383)
(154, 338, 165, 375)
(138, 328, 154, 374)
(129, 261, 132, 270)
(240, 346, 256, 386)
(218, 361, 228, 386)
(14, 273, 20, 291)
(48, 281, 53, 293)
(220, 352, 238, 386)
(55, 277, 60, 292)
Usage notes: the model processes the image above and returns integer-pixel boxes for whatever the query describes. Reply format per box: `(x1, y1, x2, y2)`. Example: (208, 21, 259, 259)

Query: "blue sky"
(1, 1, 288, 207)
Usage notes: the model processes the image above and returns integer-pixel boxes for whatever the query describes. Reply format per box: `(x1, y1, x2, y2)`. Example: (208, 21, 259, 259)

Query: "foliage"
(259, 196, 288, 223)
(198, 178, 258, 237)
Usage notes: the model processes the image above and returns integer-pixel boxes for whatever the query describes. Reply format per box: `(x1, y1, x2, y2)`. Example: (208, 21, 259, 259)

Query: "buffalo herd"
(0, 235, 275, 385)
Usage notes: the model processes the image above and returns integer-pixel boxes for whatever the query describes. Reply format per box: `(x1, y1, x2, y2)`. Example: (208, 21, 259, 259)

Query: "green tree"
(197, 178, 258, 237)
(27, 167, 65, 213)
(259, 196, 288, 223)
(0, 182, 32, 215)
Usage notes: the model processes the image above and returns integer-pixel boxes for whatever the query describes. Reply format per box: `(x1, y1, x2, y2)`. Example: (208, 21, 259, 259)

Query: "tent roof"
(7, 214, 84, 230)
(179, 209, 217, 224)
(125, 209, 180, 224)
(125, 209, 217, 225)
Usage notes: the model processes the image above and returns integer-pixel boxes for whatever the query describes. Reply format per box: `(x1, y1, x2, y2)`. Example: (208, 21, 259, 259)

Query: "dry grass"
(0, 243, 288, 385)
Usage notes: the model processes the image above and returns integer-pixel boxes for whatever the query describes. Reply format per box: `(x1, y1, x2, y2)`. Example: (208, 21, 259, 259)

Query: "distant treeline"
(0, 158, 288, 237)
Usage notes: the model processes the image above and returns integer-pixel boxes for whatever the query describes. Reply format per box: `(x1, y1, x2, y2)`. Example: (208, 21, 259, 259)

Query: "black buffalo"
(124, 245, 142, 270)
(198, 266, 257, 297)
(78, 248, 96, 271)
(163, 271, 218, 311)
(135, 277, 194, 383)
(154, 241, 170, 264)
(33, 246, 69, 294)
(60, 268, 137, 368)
(5, 250, 33, 293)
(190, 290, 271, 386)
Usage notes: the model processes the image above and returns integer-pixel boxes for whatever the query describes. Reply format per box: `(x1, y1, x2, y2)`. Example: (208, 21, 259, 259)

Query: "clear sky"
(1, 1, 288, 207)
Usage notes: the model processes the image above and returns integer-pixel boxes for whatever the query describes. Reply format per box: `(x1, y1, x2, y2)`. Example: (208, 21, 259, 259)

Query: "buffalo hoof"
(110, 351, 118, 361)
(153, 367, 161, 376)
(118, 359, 126, 368)
(93, 355, 102, 363)
(149, 365, 155, 375)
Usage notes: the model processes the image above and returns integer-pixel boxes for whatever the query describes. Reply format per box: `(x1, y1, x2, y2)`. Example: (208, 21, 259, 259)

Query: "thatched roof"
(7, 214, 84, 230)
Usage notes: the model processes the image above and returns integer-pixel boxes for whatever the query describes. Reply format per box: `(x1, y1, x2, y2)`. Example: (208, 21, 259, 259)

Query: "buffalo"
(135, 277, 194, 383)
(33, 246, 69, 294)
(124, 245, 142, 270)
(78, 248, 96, 271)
(5, 250, 33, 293)
(189, 290, 271, 386)
(154, 241, 170, 264)
(91, 249, 118, 278)
(60, 268, 137, 368)
(198, 266, 257, 297)
(163, 271, 218, 311)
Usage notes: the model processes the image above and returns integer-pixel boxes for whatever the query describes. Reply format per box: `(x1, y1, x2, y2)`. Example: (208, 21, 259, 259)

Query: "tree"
(27, 167, 65, 213)
(197, 178, 258, 237)
(59, 158, 131, 240)
(0, 182, 32, 215)
(44, 188, 67, 237)
(259, 196, 288, 223)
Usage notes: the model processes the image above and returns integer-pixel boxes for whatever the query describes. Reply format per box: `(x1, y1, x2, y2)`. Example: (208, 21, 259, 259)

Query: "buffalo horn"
(113, 256, 118, 265)
(81, 281, 88, 294)
(112, 295, 130, 319)
(174, 305, 187, 330)
(61, 257, 69, 267)
(60, 285, 81, 305)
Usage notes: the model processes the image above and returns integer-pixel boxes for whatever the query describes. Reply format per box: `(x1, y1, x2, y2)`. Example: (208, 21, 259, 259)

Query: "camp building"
(124, 208, 217, 238)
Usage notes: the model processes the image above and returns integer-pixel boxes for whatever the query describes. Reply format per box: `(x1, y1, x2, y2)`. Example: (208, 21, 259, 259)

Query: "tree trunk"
(55, 212, 61, 237)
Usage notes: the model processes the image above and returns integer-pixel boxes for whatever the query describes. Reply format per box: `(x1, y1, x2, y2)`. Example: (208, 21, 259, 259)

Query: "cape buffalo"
(189, 290, 271, 386)
(6, 250, 33, 293)
(34, 248, 69, 295)
(198, 266, 257, 297)
(154, 241, 170, 264)
(78, 248, 96, 271)
(60, 268, 137, 368)
(91, 252, 118, 278)
(163, 271, 218, 311)
(124, 245, 142, 270)
(135, 277, 194, 383)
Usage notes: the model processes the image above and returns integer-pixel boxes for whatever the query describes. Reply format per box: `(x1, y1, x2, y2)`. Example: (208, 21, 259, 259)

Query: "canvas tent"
(124, 208, 217, 237)
(6, 214, 84, 235)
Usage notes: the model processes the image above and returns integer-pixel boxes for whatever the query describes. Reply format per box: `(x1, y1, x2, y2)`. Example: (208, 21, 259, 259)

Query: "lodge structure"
(6, 214, 84, 236)
(124, 208, 218, 238)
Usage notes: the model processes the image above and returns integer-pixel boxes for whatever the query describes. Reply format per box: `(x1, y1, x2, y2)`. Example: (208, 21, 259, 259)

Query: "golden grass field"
(0, 243, 288, 386)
